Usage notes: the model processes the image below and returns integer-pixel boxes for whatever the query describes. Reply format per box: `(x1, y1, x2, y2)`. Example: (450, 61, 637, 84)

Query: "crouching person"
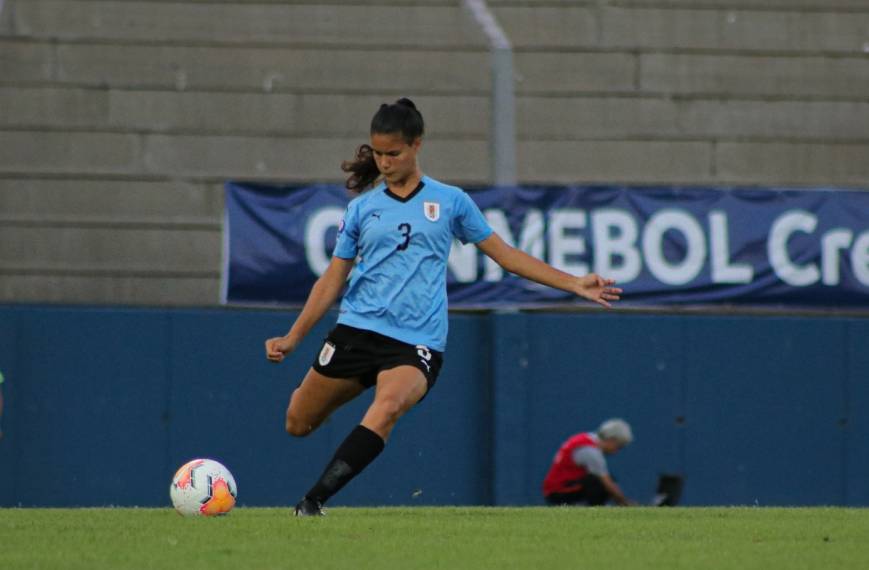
(543, 418, 635, 506)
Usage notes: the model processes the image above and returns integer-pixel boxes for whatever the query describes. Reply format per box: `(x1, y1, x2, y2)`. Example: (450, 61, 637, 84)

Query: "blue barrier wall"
(492, 313, 868, 507)
(0, 305, 866, 507)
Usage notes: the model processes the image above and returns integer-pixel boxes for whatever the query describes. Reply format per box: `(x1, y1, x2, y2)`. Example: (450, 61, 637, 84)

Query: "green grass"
(1, 507, 868, 570)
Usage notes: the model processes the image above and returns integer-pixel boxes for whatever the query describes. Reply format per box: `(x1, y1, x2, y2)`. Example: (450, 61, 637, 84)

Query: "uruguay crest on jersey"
(424, 201, 440, 222)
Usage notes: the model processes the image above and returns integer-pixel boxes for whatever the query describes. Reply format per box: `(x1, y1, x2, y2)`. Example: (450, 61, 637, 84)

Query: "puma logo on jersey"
(371, 212, 382, 219)
(416, 345, 432, 372)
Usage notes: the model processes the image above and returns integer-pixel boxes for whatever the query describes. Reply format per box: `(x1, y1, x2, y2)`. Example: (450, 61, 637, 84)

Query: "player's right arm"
(475, 233, 621, 308)
(265, 256, 355, 363)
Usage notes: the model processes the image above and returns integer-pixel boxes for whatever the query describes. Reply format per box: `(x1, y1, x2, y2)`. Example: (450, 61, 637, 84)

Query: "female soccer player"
(265, 98, 621, 516)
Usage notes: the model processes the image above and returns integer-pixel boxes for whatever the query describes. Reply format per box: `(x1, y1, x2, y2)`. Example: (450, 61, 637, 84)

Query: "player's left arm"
(475, 233, 622, 308)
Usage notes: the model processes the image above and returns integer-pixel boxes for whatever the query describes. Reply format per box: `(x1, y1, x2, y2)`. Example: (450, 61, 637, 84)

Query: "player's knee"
(372, 396, 405, 424)
(285, 411, 314, 437)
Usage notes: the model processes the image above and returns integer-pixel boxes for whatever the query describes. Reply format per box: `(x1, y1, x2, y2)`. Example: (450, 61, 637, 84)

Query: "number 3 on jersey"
(396, 223, 412, 251)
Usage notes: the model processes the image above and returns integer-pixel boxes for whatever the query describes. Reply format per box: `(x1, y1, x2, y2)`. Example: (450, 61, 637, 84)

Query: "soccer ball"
(170, 458, 237, 517)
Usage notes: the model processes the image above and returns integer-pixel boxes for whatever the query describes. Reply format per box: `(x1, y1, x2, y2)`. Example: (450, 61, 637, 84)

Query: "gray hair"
(597, 418, 633, 445)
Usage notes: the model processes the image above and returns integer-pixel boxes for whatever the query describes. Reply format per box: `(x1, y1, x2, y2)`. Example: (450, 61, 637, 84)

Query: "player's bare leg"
(285, 368, 365, 437)
(295, 366, 426, 516)
(361, 365, 428, 441)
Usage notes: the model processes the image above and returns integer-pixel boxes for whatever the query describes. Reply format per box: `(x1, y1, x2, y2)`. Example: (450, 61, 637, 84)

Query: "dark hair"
(371, 97, 424, 142)
(341, 98, 425, 193)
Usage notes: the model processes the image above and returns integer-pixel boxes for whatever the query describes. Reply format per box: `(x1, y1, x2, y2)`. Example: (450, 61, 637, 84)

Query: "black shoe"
(293, 497, 325, 517)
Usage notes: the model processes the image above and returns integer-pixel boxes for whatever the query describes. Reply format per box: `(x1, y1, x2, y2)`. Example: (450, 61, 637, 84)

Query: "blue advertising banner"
(222, 183, 869, 308)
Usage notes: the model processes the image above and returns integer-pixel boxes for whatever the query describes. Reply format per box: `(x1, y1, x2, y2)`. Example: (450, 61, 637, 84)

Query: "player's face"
(370, 132, 421, 184)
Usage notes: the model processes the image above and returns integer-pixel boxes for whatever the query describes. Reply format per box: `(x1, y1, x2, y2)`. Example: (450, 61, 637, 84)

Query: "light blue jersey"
(333, 175, 492, 351)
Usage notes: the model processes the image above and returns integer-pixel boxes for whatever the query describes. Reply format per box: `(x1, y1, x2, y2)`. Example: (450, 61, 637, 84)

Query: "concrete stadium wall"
(1, 0, 868, 306)
(0, 0, 490, 305)
(1, 305, 867, 507)
(492, 0, 869, 185)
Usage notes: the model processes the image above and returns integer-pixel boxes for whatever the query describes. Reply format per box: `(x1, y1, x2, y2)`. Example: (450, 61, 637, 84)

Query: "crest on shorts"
(318, 342, 336, 366)
(423, 201, 440, 222)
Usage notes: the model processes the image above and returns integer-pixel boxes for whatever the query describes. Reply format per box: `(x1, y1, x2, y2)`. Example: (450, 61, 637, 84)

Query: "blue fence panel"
(846, 319, 869, 505)
(165, 309, 490, 507)
(1, 305, 866, 507)
(525, 313, 686, 506)
(683, 316, 848, 506)
(488, 312, 685, 505)
(3, 308, 171, 506)
(0, 308, 19, 506)
(166, 309, 328, 507)
(490, 312, 532, 505)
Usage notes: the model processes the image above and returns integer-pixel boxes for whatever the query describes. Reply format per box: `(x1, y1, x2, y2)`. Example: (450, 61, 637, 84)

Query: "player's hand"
(576, 273, 622, 308)
(265, 336, 296, 363)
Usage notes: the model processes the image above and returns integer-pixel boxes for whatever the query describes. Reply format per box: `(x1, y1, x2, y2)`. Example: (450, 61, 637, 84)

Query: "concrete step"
(0, 131, 490, 184)
(517, 97, 869, 141)
(0, 39, 53, 82)
(640, 53, 869, 98)
(0, 178, 221, 222)
(518, 140, 714, 184)
(0, 273, 219, 306)
(0, 88, 489, 138)
(52, 42, 489, 93)
(515, 52, 636, 94)
(609, 0, 869, 9)
(520, 138, 869, 186)
(0, 131, 142, 175)
(597, 7, 869, 54)
(495, 5, 869, 53)
(716, 142, 869, 186)
(8, 1, 486, 48)
(140, 133, 490, 183)
(0, 226, 221, 272)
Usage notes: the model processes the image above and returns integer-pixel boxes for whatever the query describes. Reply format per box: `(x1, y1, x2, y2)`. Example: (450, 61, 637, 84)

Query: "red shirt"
(542, 432, 599, 497)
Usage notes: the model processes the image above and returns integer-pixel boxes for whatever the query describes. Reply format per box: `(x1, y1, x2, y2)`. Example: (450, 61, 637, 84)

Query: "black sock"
(305, 425, 385, 505)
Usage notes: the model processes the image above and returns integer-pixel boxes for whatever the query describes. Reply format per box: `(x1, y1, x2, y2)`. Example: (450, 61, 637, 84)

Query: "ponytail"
(341, 144, 380, 193)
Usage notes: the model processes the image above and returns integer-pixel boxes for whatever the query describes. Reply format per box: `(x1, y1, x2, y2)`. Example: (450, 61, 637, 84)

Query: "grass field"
(2, 507, 868, 569)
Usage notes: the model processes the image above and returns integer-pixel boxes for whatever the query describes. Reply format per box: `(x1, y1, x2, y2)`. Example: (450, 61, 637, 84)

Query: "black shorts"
(311, 324, 444, 393)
